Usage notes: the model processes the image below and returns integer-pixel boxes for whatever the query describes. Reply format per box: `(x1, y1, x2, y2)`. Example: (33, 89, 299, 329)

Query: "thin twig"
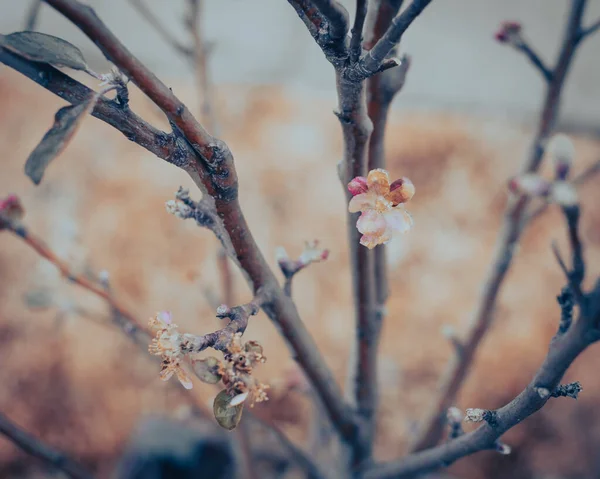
(249, 414, 328, 479)
(184, 0, 218, 132)
(349, 0, 368, 63)
(355, 0, 432, 78)
(578, 17, 600, 41)
(515, 41, 553, 82)
(24, 0, 43, 30)
(1, 218, 146, 337)
(525, 159, 600, 224)
(128, 0, 193, 57)
(219, 248, 234, 306)
(410, 0, 590, 452)
(0, 412, 93, 479)
(41, 0, 356, 443)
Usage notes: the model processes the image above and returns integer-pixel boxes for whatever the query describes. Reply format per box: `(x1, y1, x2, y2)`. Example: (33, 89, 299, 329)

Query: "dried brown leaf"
(25, 95, 98, 184)
(0, 31, 89, 71)
(213, 389, 244, 430)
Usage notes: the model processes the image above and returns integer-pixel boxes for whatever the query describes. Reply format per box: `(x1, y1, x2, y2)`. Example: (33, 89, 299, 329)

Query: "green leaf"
(192, 357, 222, 384)
(213, 389, 244, 430)
(0, 32, 89, 71)
(25, 94, 98, 185)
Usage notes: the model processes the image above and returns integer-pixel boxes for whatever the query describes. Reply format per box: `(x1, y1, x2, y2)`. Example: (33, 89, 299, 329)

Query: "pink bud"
(157, 311, 172, 325)
(495, 21, 522, 44)
(507, 174, 551, 197)
(348, 176, 368, 196)
(389, 177, 415, 205)
(547, 134, 575, 180)
(0, 194, 24, 224)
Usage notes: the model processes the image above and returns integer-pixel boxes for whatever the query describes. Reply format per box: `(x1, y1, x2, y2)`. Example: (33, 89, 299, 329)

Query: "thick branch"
(41, 0, 356, 441)
(410, 0, 588, 452)
(356, 0, 432, 78)
(0, 412, 93, 479)
(336, 72, 376, 465)
(312, 0, 350, 41)
(249, 415, 327, 479)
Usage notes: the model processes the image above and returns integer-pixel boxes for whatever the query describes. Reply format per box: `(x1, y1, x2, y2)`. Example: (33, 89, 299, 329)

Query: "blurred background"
(1, 0, 600, 478)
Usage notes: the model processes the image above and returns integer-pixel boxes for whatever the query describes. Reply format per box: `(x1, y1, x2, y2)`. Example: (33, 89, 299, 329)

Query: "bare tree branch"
(0, 199, 325, 476)
(0, 210, 147, 342)
(40, 0, 356, 442)
(349, 0, 368, 63)
(578, 17, 600, 41)
(515, 41, 553, 82)
(354, 0, 431, 79)
(288, 0, 432, 465)
(410, 0, 590, 452)
(365, 201, 600, 478)
(184, 0, 218, 132)
(0, 48, 188, 165)
(360, 3, 411, 432)
(0, 412, 93, 479)
(312, 0, 350, 41)
(249, 415, 328, 479)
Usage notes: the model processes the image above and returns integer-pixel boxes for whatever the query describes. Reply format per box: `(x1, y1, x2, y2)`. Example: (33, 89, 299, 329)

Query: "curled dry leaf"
(192, 356, 222, 384)
(213, 389, 244, 430)
(25, 94, 98, 185)
(0, 31, 89, 71)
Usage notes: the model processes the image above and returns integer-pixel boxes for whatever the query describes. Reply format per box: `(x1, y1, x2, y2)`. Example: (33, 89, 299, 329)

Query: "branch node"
(556, 286, 574, 335)
(445, 407, 464, 439)
(551, 381, 582, 399)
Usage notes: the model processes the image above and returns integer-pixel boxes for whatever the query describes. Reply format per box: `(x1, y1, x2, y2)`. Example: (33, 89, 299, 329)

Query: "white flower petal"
(229, 391, 249, 407)
(356, 210, 387, 235)
(384, 207, 413, 235)
(348, 191, 377, 213)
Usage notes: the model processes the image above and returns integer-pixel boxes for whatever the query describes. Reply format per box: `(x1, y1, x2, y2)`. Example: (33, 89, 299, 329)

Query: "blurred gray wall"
(1, 0, 599, 128)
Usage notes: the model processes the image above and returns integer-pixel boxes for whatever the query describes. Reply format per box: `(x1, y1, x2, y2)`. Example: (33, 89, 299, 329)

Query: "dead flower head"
(148, 311, 193, 390)
(348, 169, 415, 249)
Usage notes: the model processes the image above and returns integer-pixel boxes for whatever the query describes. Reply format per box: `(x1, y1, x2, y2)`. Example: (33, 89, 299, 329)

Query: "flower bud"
(464, 408, 487, 423)
(165, 199, 192, 218)
(446, 407, 463, 425)
(547, 134, 575, 180)
(550, 181, 578, 207)
(348, 176, 368, 196)
(508, 174, 551, 197)
(496, 442, 512, 455)
(389, 177, 415, 205)
(0, 194, 24, 227)
(495, 21, 522, 44)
